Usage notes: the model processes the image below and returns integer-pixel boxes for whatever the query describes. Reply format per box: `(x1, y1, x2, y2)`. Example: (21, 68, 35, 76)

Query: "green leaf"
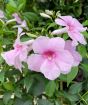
(14, 87, 22, 98)
(14, 99, 24, 105)
(24, 77, 33, 92)
(23, 100, 32, 105)
(59, 74, 67, 82)
(82, 91, 88, 104)
(0, 55, 4, 64)
(78, 45, 87, 58)
(65, 94, 79, 102)
(47, 22, 56, 30)
(6, 4, 17, 14)
(29, 74, 46, 96)
(37, 99, 54, 105)
(3, 92, 12, 105)
(82, 20, 88, 26)
(0, 71, 5, 83)
(14, 99, 32, 105)
(0, 100, 4, 105)
(58, 91, 79, 102)
(0, 19, 4, 27)
(26, 33, 37, 38)
(23, 12, 39, 21)
(67, 67, 78, 86)
(45, 81, 56, 97)
(63, 33, 69, 40)
(82, 31, 88, 39)
(81, 63, 88, 72)
(55, 101, 61, 105)
(69, 82, 82, 94)
(8, 0, 17, 8)
(6, 0, 17, 14)
(17, 0, 26, 11)
(3, 82, 14, 91)
(7, 99, 14, 105)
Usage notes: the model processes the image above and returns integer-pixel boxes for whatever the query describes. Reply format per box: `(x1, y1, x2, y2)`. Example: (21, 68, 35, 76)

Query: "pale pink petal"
(19, 47, 28, 62)
(55, 50, 74, 74)
(12, 13, 22, 24)
(59, 16, 73, 24)
(13, 27, 26, 48)
(13, 38, 20, 48)
(1, 50, 17, 66)
(68, 31, 87, 45)
(18, 27, 23, 35)
(55, 18, 66, 26)
(27, 54, 44, 72)
(32, 36, 49, 54)
(72, 40, 78, 46)
(14, 55, 23, 71)
(21, 39, 34, 52)
(75, 32, 87, 45)
(56, 60, 72, 74)
(51, 28, 67, 35)
(21, 20, 28, 30)
(40, 60, 60, 80)
(73, 18, 86, 32)
(0, 10, 4, 18)
(65, 40, 76, 50)
(21, 20, 26, 27)
(58, 50, 74, 64)
(65, 40, 82, 66)
(48, 37, 65, 51)
(72, 51, 82, 66)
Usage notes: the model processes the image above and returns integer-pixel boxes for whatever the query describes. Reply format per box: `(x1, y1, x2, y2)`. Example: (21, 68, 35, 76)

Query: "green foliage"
(37, 99, 54, 105)
(45, 81, 56, 97)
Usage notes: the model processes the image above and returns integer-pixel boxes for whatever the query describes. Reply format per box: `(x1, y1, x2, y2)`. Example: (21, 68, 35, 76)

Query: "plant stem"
(60, 81, 63, 104)
(60, 81, 63, 91)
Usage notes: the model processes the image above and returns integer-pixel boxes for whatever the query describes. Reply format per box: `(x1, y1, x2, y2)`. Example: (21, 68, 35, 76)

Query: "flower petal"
(12, 13, 22, 24)
(51, 28, 67, 35)
(19, 46, 28, 62)
(1, 50, 17, 66)
(14, 55, 23, 71)
(65, 40, 82, 66)
(48, 37, 65, 51)
(59, 16, 73, 24)
(55, 50, 74, 74)
(27, 54, 44, 72)
(72, 51, 82, 66)
(32, 36, 49, 54)
(40, 60, 60, 80)
(0, 10, 4, 18)
(55, 18, 66, 26)
(56, 61, 72, 74)
(73, 18, 86, 32)
(68, 31, 87, 45)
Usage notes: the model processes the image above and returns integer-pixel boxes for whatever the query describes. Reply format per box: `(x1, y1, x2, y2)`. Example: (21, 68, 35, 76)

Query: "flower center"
(15, 44, 23, 51)
(43, 51, 56, 61)
(67, 23, 75, 31)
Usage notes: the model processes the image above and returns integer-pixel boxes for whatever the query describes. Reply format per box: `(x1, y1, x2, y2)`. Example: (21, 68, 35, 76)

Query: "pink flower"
(12, 13, 28, 30)
(1, 28, 34, 71)
(65, 40, 82, 66)
(12, 13, 22, 24)
(27, 36, 74, 80)
(52, 16, 87, 45)
(0, 10, 4, 18)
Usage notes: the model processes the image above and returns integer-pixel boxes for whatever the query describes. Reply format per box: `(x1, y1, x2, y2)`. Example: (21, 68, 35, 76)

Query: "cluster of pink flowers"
(1, 14, 86, 80)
